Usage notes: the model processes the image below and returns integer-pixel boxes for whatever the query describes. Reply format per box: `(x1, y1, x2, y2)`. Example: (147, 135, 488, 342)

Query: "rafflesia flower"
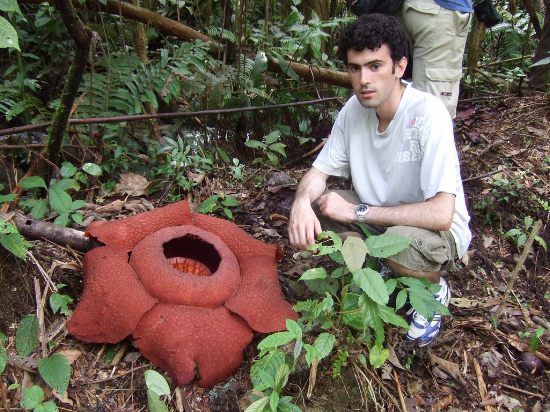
(67, 200, 297, 387)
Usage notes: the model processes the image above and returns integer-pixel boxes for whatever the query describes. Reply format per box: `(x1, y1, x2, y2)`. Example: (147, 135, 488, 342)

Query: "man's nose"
(360, 68, 370, 85)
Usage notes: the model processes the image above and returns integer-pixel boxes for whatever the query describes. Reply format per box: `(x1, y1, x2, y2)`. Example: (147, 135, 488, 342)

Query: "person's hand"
(317, 192, 356, 223)
(288, 199, 322, 250)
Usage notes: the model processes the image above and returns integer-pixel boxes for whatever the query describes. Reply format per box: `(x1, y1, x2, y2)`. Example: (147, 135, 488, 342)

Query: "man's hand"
(317, 192, 356, 224)
(288, 199, 322, 250)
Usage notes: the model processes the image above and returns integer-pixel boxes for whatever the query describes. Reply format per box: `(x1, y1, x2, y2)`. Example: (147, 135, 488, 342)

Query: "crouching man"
(288, 13, 471, 346)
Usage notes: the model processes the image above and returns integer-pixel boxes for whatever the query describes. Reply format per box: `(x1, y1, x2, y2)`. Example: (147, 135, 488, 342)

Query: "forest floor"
(0, 93, 549, 411)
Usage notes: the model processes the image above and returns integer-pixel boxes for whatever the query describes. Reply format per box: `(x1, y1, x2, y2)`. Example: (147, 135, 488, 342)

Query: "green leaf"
(298, 267, 327, 281)
(270, 390, 280, 412)
(221, 196, 239, 207)
(276, 54, 300, 81)
(223, 207, 233, 219)
(340, 236, 368, 272)
(313, 231, 342, 255)
(286, 319, 302, 341)
(0, 0, 22, 13)
(505, 228, 521, 238)
(268, 143, 287, 157)
(277, 397, 302, 412)
(376, 304, 409, 328)
(395, 289, 408, 311)
(352, 268, 389, 305)
(198, 195, 219, 214)
(1, 232, 31, 258)
(20, 176, 47, 190)
(60, 162, 78, 178)
(0, 194, 16, 203)
(244, 397, 269, 412)
(49, 293, 73, 315)
(20, 385, 44, 410)
(257, 331, 294, 352)
(71, 199, 85, 210)
(0, 332, 6, 344)
(51, 178, 78, 192)
(0, 16, 19, 51)
(264, 130, 280, 145)
(49, 187, 72, 214)
(266, 151, 279, 166)
(245, 139, 266, 149)
(251, 350, 285, 391)
(534, 235, 547, 251)
(530, 56, 550, 68)
(144, 370, 171, 396)
(314, 333, 335, 360)
(16, 314, 39, 357)
(31, 199, 48, 220)
(304, 344, 319, 366)
(147, 390, 169, 412)
(35, 401, 59, 412)
(386, 278, 398, 295)
(71, 212, 84, 225)
(368, 344, 390, 368)
(38, 353, 71, 395)
(82, 163, 103, 176)
(54, 213, 69, 227)
(524, 216, 534, 230)
(365, 234, 412, 258)
(0, 346, 6, 374)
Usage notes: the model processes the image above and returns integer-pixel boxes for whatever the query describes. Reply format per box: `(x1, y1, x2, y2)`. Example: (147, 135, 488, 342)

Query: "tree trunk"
(47, 0, 93, 166)
(466, 16, 486, 78)
(522, 0, 543, 38)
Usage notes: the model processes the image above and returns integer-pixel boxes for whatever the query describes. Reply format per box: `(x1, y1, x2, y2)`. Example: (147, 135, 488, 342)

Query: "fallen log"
(2, 212, 101, 253)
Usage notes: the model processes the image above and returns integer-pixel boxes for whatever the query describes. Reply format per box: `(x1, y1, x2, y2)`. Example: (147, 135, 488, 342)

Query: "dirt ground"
(0, 94, 548, 411)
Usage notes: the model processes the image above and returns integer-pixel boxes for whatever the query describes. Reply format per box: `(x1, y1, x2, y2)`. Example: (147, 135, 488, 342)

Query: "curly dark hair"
(338, 13, 409, 65)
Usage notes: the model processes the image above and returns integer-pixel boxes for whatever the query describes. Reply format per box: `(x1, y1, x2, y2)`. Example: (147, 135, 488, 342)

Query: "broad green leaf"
(49, 293, 73, 315)
(71, 212, 84, 225)
(330, 267, 345, 279)
(342, 293, 363, 330)
(303, 343, 319, 366)
(0, 346, 6, 374)
(277, 397, 302, 412)
(71, 199, 85, 210)
(365, 234, 412, 258)
(60, 162, 77, 178)
(285, 319, 302, 341)
(395, 289, 408, 311)
(385, 278, 398, 295)
(198, 195, 219, 214)
(53, 212, 69, 227)
(329, 251, 345, 265)
(530, 56, 550, 68)
(257, 331, 294, 352)
(266, 151, 279, 166)
(82, 162, 103, 176)
(303, 278, 339, 295)
(31, 199, 48, 220)
(20, 385, 44, 409)
(314, 333, 335, 360)
(376, 304, 409, 328)
(0, 194, 16, 203)
(0, 0, 22, 13)
(352, 268, 389, 305)
(51, 178, 78, 192)
(268, 143, 287, 157)
(270, 391, 280, 412)
(363, 296, 385, 345)
(505, 228, 521, 237)
(244, 139, 266, 149)
(264, 130, 280, 145)
(144, 370, 171, 396)
(313, 231, 342, 255)
(147, 390, 169, 412)
(368, 344, 390, 368)
(298, 267, 327, 281)
(35, 401, 59, 412)
(38, 353, 71, 395)
(221, 196, 239, 207)
(20, 176, 47, 190)
(49, 187, 72, 214)
(320, 293, 334, 313)
(251, 350, 285, 391)
(524, 216, 534, 229)
(0, 16, 19, 51)
(276, 54, 300, 81)
(244, 396, 269, 412)
(274, 362, 291, 392)
(341, 236, 368, 272)
(534, 235, 547, 251)
(223, 207, 233, 219)
(1, 232, 31, 258)
(16, 314, 39, 357)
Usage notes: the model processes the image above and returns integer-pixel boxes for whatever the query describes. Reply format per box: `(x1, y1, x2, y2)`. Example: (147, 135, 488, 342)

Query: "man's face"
(347, 45, 406, 110)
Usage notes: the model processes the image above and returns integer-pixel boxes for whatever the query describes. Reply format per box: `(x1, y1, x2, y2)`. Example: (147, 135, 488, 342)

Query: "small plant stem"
(392, 369, 408, 412)
(494, 220, 542, 320)
(33, 277, 48, 358)
(473, 358, 494, 412)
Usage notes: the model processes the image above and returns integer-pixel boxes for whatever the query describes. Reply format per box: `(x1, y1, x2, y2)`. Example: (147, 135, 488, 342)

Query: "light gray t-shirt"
(313, 84, 471, 257)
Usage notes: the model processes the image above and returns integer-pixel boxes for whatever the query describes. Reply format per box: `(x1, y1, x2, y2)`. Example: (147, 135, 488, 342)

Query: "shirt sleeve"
(312, 101, 352, 178)
(419, 103, 462, 200)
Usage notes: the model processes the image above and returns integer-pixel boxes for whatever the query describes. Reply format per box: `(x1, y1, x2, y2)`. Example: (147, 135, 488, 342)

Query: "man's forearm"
(293, 167, 328, 206)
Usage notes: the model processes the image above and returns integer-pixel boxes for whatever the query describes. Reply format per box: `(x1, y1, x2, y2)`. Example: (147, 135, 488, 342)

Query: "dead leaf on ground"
(115, 172, 150, 196)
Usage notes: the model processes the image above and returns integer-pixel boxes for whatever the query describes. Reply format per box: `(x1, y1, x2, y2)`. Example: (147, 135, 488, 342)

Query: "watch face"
(356, 204, 368, 214)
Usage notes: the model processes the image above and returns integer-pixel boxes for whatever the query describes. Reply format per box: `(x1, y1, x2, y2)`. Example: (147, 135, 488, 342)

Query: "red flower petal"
(133, 304, 253, 388)
(129, 226, 240, 307)
(225, 255, 298, 333)
(85, 200, 192, 252)
(67, 246, 158, 343)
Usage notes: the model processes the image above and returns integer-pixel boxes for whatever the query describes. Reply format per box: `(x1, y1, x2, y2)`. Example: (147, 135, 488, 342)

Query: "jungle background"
(0, 0, 549, 411)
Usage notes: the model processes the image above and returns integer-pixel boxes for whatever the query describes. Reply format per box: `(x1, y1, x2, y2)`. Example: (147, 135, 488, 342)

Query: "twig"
(80, 363, 150, 384)
(33, 277, 48, 358)
(494, 220, 543, 319)
(499, 383, 546, 399)
(353, 361, 403, 412)
(27, 251, 58, 293)
(473, 359, 494, 412)
(110, 341, 129, 366)
(0, 97, 339, 136)
(392, 369, 408, 412)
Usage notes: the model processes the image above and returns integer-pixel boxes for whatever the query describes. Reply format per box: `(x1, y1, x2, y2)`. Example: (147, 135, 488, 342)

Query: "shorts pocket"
(425, 67, 463, 82)
(404, 0, 440, 15)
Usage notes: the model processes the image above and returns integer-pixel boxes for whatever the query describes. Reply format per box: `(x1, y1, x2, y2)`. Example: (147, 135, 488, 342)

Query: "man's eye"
(371, 64, 381, 70)
(349, 66, 359, 72)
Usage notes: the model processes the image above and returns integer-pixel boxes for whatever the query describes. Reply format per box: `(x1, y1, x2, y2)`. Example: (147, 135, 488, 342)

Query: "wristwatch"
(355, 203, 369, 223)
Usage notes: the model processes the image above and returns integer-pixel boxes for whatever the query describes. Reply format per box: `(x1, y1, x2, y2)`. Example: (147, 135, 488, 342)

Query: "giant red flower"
(68, 200, 297, 387)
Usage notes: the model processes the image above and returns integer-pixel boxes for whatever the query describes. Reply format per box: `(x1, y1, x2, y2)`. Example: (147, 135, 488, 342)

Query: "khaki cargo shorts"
(313, 190, 459, 273)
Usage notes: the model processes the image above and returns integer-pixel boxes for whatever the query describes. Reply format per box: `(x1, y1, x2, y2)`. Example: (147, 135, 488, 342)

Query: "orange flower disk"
(68, 200, 297, 387)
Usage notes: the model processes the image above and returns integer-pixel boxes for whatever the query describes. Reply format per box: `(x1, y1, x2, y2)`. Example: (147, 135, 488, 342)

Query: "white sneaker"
(405, 277, 451, 347)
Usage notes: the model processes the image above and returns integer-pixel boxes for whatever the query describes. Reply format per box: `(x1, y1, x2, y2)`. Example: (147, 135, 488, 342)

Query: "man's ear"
(395, 57, 408, 79)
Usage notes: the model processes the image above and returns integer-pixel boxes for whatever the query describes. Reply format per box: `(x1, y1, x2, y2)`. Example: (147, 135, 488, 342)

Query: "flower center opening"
(163, 234, 221, 277)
